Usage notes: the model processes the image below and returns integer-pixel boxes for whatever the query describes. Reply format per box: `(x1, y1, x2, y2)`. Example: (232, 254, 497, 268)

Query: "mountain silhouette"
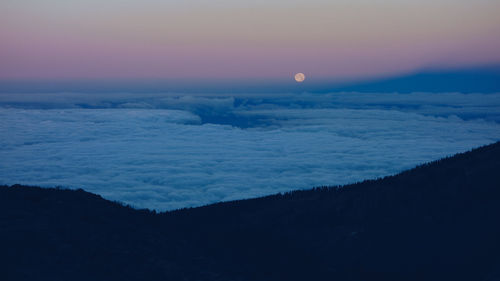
(1, 141, 500, 281)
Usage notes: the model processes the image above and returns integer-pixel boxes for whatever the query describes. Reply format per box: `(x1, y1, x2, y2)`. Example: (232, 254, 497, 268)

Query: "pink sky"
(1, 0, 500, 81)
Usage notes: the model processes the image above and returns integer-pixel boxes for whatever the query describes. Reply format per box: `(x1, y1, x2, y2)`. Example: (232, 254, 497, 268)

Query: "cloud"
(2, 91, 500, 123)
(1, 92, 500, 210)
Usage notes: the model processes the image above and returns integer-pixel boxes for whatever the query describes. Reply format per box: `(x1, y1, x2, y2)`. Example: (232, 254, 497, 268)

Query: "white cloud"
(1, 92, 500, 210)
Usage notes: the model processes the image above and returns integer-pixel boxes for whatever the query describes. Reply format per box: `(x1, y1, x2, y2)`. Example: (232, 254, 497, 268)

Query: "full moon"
(294, 73, 306, 83)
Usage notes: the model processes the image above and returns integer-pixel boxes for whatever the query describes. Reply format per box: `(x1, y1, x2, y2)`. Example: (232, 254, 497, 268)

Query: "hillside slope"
(1, 141, 500, 281)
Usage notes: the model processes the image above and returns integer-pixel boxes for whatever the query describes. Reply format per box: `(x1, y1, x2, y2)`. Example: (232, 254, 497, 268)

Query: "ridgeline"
(1, 142, 500, 281)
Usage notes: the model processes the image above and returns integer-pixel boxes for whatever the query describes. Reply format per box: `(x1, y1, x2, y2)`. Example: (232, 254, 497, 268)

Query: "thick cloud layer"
(1, 92, 500, 210)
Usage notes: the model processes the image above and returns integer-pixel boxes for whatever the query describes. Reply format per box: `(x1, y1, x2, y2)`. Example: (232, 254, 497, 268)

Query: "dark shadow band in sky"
(1, 64, 499, 94)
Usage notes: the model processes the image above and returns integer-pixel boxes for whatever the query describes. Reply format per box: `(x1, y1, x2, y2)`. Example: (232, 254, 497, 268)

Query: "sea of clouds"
(1, 92, 500, 210)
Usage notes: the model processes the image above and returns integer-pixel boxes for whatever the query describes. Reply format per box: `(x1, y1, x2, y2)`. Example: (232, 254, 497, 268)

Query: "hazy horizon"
(1, 64, 500, 95)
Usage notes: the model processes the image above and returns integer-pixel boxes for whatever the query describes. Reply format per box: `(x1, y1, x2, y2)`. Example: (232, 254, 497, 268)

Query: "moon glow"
(294, 73, 305, 82)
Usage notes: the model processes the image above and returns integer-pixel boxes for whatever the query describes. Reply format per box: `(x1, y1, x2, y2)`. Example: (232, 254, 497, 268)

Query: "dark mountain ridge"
(1, 141, 500, 281)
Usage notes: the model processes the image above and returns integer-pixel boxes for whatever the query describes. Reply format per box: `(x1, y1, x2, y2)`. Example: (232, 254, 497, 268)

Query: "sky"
(1, 0, 500, 82)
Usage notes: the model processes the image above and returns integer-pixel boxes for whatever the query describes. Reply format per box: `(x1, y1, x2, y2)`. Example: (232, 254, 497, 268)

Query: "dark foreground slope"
(1, 142, 500, 281)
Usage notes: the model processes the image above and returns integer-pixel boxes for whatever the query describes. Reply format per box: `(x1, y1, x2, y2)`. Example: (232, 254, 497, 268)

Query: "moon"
(294, 73, 305, 83)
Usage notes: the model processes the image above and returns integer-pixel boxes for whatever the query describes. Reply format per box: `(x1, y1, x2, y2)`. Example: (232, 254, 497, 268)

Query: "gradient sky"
(1, 0, 500, 81)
